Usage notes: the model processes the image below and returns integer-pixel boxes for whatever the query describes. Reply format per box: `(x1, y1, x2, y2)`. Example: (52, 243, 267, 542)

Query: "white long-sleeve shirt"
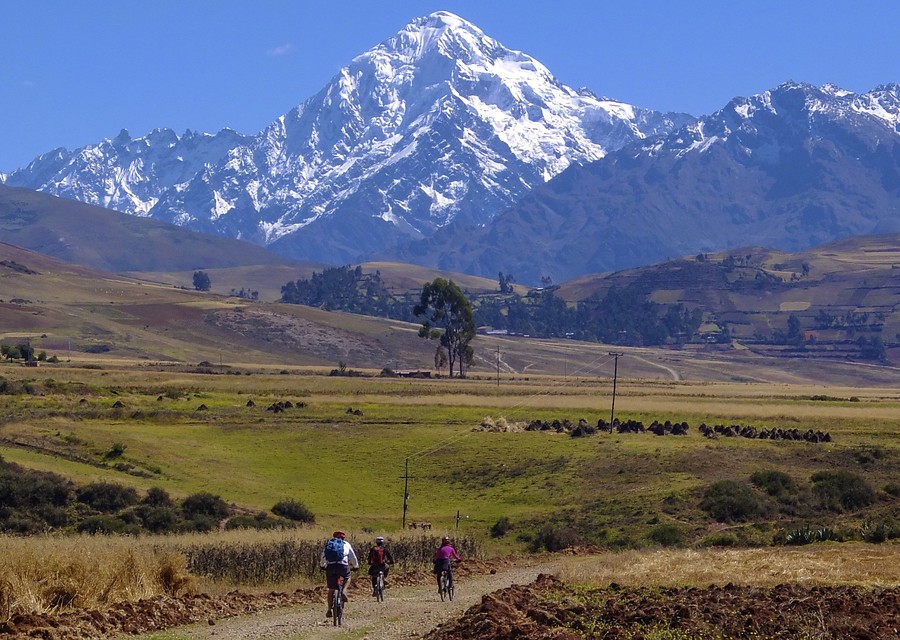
(320, 539, 360, 569)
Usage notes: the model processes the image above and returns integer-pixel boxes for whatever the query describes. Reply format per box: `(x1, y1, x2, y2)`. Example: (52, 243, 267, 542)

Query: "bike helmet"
(442, 536, 450, 544)
(375, 536, 385, 545)
(333, 530, 346, 539)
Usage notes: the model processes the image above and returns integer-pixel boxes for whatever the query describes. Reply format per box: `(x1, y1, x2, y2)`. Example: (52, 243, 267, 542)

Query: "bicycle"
(438, 565, 454, 601)
(373, 570, 385, 602)
(332, 575, 345, 626)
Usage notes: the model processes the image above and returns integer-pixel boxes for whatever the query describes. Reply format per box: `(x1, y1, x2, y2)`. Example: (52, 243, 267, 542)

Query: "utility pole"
(608, 352, 623, 432)
(401, 458, 413, 529)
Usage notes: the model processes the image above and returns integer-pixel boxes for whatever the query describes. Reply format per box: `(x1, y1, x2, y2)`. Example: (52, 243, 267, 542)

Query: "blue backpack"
(324, 537, 344, 563)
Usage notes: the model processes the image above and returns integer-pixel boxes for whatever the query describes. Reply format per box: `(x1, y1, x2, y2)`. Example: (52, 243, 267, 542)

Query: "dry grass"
(557, 543, 900, 589)
(0, 527, 480, 617)
(0, 535, 194, 618)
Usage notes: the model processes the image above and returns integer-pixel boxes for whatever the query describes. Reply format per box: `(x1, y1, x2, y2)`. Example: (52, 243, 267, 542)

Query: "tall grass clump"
(0, 535, 194, 617)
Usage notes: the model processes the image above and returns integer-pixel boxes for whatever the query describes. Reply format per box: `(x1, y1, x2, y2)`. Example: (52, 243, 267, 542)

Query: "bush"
(225, 512, 292, 531)
(529, 524, 581, 552)
(783, 525, 839, 546)
(143, 487, 174, 507)
(701, 480, 762, 523)
(182, 492, 230, 519)
(76, 514, 142, 535)
(271, 499, 315, 523)
(810, 470, 875, 512)
(648, 523, 684, 546)
(750, 470, 797, 497)
(490, 516, 512, 538)
(885, 482, 900, 498)
(135, 504, 181, 533)
(860, 518, 899, 543)
(76, 482, 139, 513)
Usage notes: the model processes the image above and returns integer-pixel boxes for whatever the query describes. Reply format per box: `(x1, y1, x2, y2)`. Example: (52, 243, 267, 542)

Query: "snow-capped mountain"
(405, 81, 900, 283)
(2, 11, 691, 264)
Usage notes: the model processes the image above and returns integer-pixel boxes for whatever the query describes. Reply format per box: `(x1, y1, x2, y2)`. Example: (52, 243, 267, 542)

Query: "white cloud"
(267, 43, 295, 57)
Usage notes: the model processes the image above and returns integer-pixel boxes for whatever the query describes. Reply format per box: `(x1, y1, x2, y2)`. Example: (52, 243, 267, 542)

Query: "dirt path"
(161, 561, 559, 640)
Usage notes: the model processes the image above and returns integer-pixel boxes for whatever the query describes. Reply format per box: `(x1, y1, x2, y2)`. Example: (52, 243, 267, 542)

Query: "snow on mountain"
(4, 11, 691, 264)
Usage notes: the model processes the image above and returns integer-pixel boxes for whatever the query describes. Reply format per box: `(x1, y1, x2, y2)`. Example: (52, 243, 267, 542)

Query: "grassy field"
(1, 361, 897, 542)
(1, 358, 898, 621)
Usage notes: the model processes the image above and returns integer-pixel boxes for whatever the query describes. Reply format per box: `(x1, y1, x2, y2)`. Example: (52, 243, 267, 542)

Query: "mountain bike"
(332, 575, 345, 626)
(373, 570, 385, 602)
(438, 564, 454, 601)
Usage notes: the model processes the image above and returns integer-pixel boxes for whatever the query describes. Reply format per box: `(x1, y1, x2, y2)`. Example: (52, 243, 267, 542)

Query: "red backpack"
(370, 546, 386, 564)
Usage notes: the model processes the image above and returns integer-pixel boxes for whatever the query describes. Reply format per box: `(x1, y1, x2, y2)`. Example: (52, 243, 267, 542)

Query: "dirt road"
(156, 561, 560, 640)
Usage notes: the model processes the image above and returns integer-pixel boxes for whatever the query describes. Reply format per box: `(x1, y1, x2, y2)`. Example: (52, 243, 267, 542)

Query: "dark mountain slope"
(0, 185, 289, 273)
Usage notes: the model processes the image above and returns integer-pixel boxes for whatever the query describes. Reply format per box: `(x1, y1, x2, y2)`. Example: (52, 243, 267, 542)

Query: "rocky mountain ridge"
(2, 11, 690, 265)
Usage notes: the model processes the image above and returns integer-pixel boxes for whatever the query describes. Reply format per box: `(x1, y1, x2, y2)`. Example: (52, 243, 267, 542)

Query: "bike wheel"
(439, 572, 447, 601)
(376, 573, 385, 602)
(333, 587, 343, 626)
(448, 578, 454, 601)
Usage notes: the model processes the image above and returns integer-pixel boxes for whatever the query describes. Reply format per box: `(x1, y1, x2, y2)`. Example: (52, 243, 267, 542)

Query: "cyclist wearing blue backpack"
(319, 531, 359, 619)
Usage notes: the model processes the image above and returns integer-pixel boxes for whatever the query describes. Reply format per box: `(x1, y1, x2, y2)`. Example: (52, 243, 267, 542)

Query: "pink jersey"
(433, 544, 461, 561)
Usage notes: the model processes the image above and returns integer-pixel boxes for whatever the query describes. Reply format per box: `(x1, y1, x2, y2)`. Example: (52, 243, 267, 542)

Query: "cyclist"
(432, 535, 461, 593)
(319, 530, 359, 618)
(367, 536, 395, 595)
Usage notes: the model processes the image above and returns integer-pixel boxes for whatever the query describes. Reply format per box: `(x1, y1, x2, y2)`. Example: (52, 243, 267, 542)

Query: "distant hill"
(0, 185, 289, 273)
(3, 241, 900, 385)
(554, 234, 900, 363)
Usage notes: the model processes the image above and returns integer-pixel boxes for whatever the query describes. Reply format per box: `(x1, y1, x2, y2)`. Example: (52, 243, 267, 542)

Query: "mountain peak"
(368, 10, 502, 65)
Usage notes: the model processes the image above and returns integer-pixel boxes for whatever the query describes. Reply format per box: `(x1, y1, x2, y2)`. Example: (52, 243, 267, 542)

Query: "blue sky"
(2, 0, 898, 172)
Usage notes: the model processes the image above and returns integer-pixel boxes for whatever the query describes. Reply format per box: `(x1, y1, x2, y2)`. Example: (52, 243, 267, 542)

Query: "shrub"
(810, 470, 875, 512)
(885, 482, 900, 497)
(271, 499, 315, 523)
(76, 514, 142, 535)
(181, 492, 230, 519)
(76, 482, 139, 513)
(135, 504, 181, 533)
(490, 516, 512, 538)
(701, 480, 762, 523)
(860, 518, 899, 543)
(750, 470, 797, 497)
(225, 512, 292, 531)
(529, 524, 581, 552)
(143, 487, 174, 507)
(648, 523, 684, 546)
(783, 526, 839, 546)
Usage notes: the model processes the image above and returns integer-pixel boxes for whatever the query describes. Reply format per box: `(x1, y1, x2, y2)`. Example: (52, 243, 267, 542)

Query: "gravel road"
(171, 561, 560, 640)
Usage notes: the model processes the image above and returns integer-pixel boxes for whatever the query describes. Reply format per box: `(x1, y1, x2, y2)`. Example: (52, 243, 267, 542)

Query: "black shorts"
(433, 559, 451, 575)
(325, 564, 351, 589)
(368, 563, 390, 577)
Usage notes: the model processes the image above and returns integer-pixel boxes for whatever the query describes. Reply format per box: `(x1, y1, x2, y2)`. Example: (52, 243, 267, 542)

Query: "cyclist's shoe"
(372, 589, 378, 596)
(325, 609, 333, 618)
(342, 593, 349, 603)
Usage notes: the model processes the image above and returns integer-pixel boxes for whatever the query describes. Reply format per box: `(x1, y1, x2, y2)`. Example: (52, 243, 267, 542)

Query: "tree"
(193, 270, 211, 291)
(413, 278, 476, 378)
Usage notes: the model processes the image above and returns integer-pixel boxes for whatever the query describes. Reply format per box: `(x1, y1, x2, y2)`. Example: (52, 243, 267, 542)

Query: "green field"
(2, 361, 897, 549)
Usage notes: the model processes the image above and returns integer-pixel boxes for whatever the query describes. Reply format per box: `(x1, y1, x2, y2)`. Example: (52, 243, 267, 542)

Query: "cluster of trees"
(0, 455, 313, 534)
(476, 286, 704, 346)
(1, 342, 50, 362)
(278, 266, 707, 353)
(193, 270, 211, 291)
(280, 265, 416, 320)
